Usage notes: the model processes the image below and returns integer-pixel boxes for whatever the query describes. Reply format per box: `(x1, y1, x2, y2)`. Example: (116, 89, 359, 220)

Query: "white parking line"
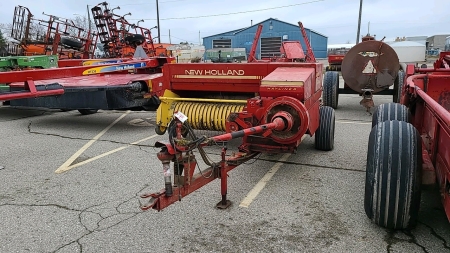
(336, 120, 371, 125)
(61, 134, 159, 171)
(239, 153, 291, 208)
(55, 111, 130, 173)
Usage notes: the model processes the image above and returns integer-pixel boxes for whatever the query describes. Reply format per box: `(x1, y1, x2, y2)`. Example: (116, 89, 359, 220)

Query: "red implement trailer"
(139, 22, 335, 211)
(325, 47, 350, 71)
(0, 55, 173, 114)
(364, 52, 450, 229)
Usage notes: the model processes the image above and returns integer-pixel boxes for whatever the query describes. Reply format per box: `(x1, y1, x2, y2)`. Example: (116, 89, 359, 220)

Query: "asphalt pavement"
(0, 86, 449, 253)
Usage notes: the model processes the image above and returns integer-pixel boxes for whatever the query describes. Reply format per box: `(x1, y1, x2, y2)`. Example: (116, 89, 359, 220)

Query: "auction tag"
(174, 111, 188, 123)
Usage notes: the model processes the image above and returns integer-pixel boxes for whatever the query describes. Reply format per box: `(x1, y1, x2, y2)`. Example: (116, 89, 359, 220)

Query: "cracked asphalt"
(0, 91, 449, 253)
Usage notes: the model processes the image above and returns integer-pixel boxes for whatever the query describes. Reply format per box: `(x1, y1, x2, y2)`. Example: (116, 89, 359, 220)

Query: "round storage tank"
(390, 41, 425, 63)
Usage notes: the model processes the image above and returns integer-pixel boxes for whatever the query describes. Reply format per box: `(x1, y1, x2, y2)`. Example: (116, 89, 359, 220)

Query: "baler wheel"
(78, 109, 98, 115)
(371, 103, 410, 128)
(322, 71, 339, 109)
(364, 120, 422, 229)
(314, 106, 335, 151)
(393, 70, 405, 103)
(155, 126, 167, 135)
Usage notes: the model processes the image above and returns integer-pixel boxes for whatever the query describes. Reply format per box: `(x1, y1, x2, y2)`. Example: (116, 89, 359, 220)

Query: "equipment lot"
(1, 91, 449, 252)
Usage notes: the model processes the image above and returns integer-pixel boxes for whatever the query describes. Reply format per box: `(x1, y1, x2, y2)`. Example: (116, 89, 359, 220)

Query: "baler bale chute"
(139, 22, 336, 211)
(323, 34, 403, 112)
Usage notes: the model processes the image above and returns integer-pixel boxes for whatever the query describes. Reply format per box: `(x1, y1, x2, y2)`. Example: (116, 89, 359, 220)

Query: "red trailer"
(364, 52, 450, 229)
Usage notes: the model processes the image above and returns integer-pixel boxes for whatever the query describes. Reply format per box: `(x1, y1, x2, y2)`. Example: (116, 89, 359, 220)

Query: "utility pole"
(87, 4, 92, 36)
(199, 30, 200, 45)
(169, 29, 171, 44)
(356, 0, 363, 44)
(156, 0, 161, 43)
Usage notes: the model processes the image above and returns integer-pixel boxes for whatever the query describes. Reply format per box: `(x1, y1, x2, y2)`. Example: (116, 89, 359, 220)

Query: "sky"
(0, 0, 449, 45)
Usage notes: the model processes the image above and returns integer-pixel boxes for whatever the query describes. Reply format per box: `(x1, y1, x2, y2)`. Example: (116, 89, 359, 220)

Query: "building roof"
(427, 34, 450, 39)
(389, 41, 426, 47)
(203, 18, 327, 39)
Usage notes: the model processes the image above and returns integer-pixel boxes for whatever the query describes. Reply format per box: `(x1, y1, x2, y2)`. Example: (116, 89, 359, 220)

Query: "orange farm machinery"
(364, 52, 450, 229)
(90, 1, 157, 58)
(322, 35, 403, 112)
(139, 22, 335, 211)
(11, 6, 97, 59)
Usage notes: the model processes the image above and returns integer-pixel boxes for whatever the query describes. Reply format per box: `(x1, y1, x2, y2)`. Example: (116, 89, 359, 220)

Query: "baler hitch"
(140, 110, 294, 211)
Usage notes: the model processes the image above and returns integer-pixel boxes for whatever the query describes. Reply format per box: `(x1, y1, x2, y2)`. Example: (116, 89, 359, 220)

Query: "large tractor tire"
(125, 34, 145, 45)
(364, 120, 422, 229)
(393, 70, 405, 103)
(314, 106, 335, 151)
(371, 103, 410, 128)
(322, 71, 339, 109)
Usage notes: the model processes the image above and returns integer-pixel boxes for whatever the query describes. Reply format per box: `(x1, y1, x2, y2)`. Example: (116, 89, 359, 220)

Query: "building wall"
(203, 19, 328, 59)
(427, 35, 450, 50)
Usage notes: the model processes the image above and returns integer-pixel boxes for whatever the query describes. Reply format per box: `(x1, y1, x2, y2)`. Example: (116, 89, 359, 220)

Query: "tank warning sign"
(362, 60, 377, 74)
(358, 52, 382, 57)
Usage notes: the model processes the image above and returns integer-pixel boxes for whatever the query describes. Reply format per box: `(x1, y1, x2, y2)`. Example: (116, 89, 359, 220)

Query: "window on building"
(212, 39, 232, 48)
(261, 37, 282, 58)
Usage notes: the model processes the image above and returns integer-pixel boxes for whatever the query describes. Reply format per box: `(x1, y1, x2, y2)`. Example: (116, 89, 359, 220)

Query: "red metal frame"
(0, 58, 168, 101)
(247, 24, 263, 63)
(0, 59, 160, 84)
(298, 22, 316, 63)
(401, 52, 450, 222)
(141, 113, 294, 211)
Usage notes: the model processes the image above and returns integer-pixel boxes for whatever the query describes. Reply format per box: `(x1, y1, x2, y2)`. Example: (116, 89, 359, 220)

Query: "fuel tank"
(341, 39, 399, 94)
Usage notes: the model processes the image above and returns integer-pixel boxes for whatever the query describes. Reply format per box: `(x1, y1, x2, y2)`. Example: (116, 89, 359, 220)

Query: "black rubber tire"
(60, 37, 83, 49)
(78, 109, 98, 115)
(393, 70, 405, 103)
(314, 106, 335, 151)
(322, 71, 339, 109)
(364, 120, 422, 229)
(125, 34, 145, 45)
(371, 103, 410, 128)
(155, 126, 167, 135)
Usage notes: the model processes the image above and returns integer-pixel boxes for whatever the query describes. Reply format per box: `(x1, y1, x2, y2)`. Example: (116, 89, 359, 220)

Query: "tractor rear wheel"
(314, 106, 335, 151)
(322, 71, 339, 109)
(364, 120, 422, 229)
(371, 103, 410, 128)
(155, 126, 167, 135)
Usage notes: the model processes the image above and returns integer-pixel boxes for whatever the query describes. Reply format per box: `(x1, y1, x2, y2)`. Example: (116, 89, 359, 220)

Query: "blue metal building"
(202, 18, 328, 60)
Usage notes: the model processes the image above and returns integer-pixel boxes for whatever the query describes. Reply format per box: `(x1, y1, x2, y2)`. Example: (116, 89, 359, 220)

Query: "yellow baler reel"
(156, 90, 246, 134)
